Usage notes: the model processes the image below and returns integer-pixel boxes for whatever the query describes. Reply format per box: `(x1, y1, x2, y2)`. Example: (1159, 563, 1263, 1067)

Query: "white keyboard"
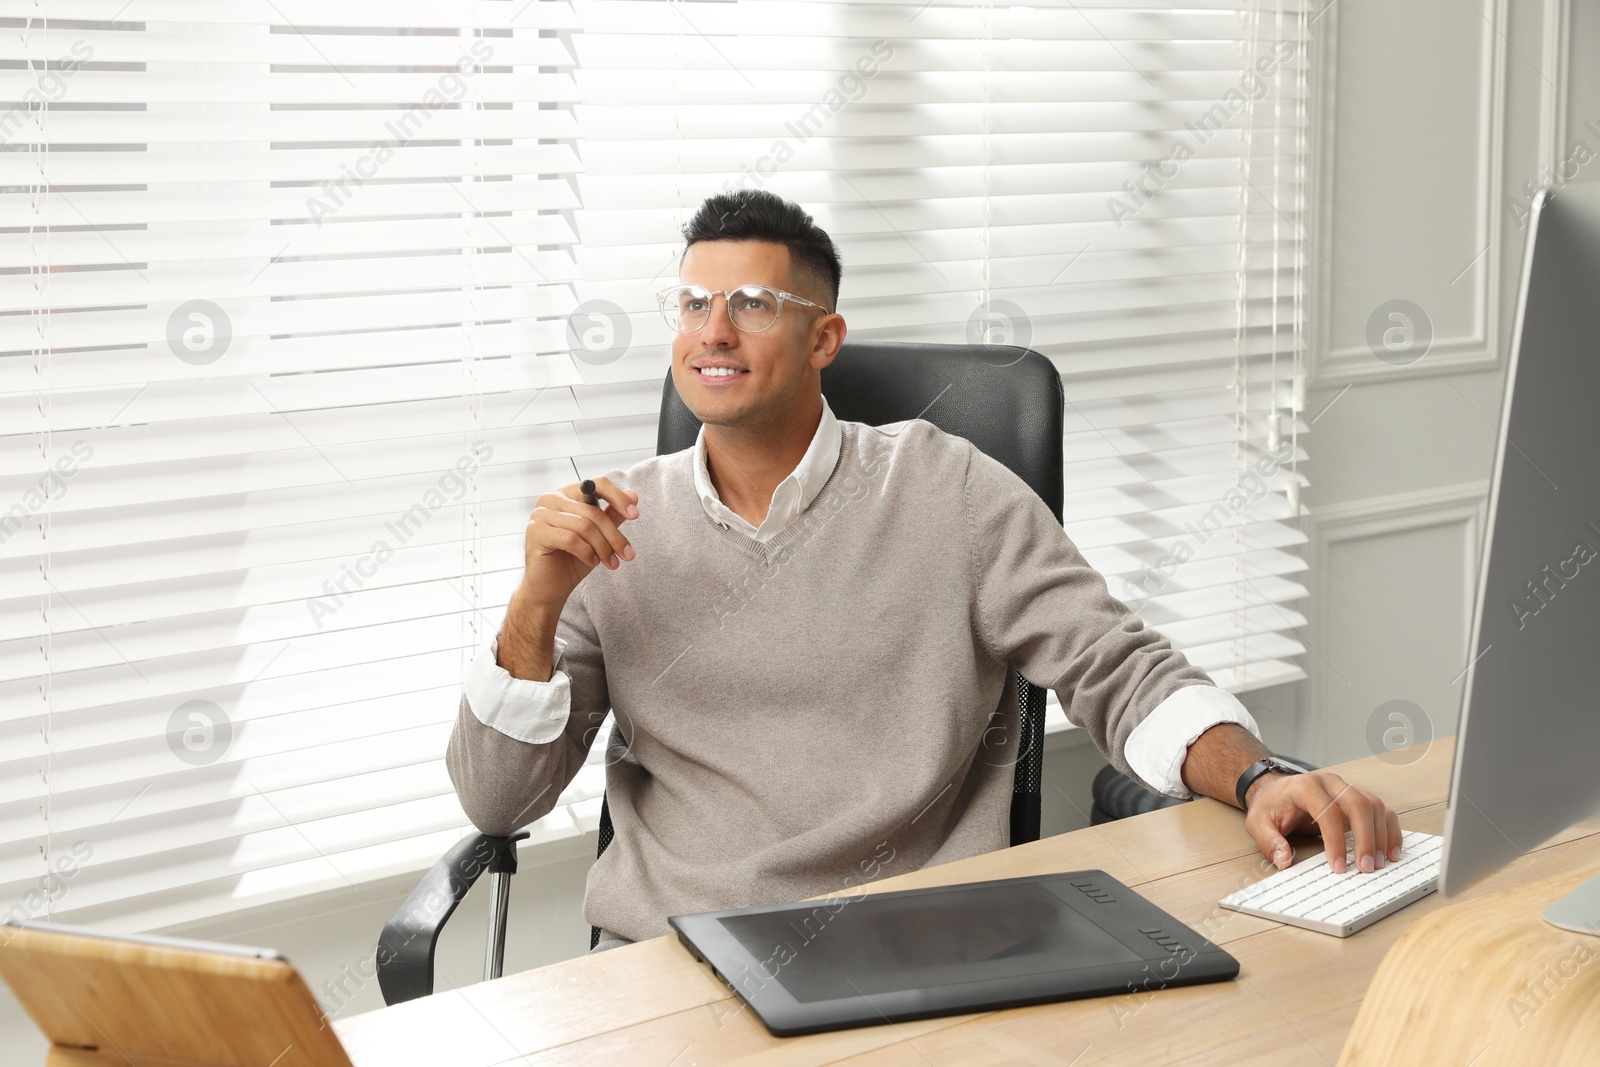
(1218, 829, 1442, 937)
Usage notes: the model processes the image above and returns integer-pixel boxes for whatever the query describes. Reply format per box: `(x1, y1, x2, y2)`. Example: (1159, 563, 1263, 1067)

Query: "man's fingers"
(1323, 781, 1391, 872)
(575, 478, 638, 560)
(556, 482, 636, 564)
(1242, 788, 1294, 870)
(1297, 774, 1396, 873)
(542, 509, 618, 570)
(1300, 777, 1353, 873)
(1247, 772, 1403, 874)
(1329, 782, 1380, 872)
(583, 476, 640, 521)
(1255, 822, 1293, 870)
(1356, 787, 1393, 867)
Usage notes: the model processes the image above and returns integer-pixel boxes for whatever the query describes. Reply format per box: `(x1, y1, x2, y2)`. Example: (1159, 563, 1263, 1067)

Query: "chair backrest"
(590, 340, 1065, 947)
(657, 340, 1066, 520)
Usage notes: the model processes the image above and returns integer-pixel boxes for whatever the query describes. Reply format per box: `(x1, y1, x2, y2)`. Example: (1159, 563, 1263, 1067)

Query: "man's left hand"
(1244, 770, 1403, 873)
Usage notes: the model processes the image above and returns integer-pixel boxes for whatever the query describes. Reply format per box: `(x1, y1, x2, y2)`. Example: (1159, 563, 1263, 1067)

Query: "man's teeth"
(700, 367, 744, 377)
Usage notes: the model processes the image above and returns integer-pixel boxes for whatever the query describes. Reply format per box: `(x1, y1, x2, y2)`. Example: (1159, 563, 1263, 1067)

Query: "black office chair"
(376, 340, 1069, 1006)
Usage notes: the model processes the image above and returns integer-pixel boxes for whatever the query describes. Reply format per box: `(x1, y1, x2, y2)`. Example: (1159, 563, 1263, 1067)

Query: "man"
(447, 189, 1401, 950)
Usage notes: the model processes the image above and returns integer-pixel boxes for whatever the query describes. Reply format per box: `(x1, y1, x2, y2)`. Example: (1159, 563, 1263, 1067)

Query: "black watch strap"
(1235, 756, 1302, 810)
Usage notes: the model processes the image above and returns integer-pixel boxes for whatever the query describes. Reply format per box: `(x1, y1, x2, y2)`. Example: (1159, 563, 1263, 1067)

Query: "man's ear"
(807, 313, 846, 372)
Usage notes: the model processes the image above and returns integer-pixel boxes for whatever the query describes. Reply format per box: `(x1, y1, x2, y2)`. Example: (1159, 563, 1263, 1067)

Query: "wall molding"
(1306, 480, 1490, 530)
(1308, 0, 1508, 387)
(1303, 480, 1490, 763)
(1540, 0, 1572, 173)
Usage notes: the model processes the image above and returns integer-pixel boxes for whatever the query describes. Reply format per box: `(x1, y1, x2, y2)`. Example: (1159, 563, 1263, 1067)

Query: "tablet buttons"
(1141, 928, 1188, 955)
(1069, 881, 1117, 904)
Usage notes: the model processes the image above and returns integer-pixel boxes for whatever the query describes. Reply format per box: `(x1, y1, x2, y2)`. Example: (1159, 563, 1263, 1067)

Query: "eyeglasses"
(656, 283, 831, 334)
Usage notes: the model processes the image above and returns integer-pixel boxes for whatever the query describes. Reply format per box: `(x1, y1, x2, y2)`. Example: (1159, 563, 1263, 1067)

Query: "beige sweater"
(446, 418, 1217, 942)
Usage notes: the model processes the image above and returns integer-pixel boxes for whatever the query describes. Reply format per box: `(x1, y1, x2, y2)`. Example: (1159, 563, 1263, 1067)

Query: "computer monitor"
(1440, 179, 1600, 935)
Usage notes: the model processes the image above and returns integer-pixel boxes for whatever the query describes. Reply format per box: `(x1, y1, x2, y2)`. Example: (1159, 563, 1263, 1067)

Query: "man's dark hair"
(681, 190, 842, 313)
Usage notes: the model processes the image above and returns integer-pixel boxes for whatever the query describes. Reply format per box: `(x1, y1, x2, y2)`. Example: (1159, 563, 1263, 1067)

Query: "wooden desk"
(333, 743, 1600, 1066)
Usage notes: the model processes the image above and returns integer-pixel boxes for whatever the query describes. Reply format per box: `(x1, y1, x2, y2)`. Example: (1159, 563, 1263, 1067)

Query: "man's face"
(668, 239, 837, 430)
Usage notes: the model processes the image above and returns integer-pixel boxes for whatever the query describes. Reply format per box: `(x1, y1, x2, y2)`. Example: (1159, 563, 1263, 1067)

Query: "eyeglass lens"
(664, 286, 780, 333)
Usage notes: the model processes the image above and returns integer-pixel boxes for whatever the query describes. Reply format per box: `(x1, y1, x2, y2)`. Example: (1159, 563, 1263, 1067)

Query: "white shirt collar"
(692, 395, 842, 543)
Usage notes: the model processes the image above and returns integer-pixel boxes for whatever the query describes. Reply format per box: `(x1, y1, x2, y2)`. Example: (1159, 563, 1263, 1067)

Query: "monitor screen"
(1443, 179, 1600, 927)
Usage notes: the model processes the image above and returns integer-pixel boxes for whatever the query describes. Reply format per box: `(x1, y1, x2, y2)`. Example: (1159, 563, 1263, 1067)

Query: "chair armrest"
(1090, 754, 1321, 825)
(376, 830, 528, 1006)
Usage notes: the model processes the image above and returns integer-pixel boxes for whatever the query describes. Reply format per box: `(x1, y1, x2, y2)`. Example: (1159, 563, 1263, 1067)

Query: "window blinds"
(2, 0, 1308, 932)
(567, 1, 1311, 688)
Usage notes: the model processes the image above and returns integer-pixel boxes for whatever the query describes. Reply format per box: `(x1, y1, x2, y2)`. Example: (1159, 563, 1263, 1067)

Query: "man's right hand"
(497, 477, 638, 684)
(519, 476, 640, 613)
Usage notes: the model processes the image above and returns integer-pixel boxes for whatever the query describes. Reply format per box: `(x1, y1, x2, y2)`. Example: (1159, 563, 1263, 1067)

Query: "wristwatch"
(1235, 756, 1305, 810)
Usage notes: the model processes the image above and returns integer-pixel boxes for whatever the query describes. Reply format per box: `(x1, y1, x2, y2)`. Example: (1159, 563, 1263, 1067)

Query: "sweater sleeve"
(445, 583, 612, 836)
(962, 440, 1215, 790)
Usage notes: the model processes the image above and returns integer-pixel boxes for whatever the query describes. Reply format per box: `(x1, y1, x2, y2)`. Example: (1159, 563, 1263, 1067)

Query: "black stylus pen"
(580, 478, 599, 508)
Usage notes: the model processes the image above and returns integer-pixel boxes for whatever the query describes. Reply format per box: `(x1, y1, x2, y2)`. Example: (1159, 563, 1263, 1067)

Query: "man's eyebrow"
(676, 279, 787, 289)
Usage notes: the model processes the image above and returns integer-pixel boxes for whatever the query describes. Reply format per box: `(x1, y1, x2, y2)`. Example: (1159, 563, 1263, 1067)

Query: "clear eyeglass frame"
(656, 283, 832, 334)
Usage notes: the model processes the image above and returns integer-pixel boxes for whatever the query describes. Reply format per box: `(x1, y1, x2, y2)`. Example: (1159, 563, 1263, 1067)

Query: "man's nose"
(699, 293, 740, 347)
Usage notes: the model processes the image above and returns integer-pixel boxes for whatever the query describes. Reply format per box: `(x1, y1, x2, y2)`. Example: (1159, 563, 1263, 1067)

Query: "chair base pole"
(483, 871, 511, 982)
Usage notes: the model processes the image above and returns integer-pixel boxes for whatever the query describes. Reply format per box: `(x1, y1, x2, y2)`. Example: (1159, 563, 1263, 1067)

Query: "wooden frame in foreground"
(0, 920, 354, 1067)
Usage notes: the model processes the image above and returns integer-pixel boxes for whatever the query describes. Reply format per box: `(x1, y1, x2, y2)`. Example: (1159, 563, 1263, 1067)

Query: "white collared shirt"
(465, 397, 1259, 799)
(691, 395, 843, 542)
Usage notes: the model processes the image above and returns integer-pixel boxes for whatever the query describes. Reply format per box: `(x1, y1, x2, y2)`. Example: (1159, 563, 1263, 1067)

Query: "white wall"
(1299, 0, 1565, 767)
(1, 0, 1579, 1057)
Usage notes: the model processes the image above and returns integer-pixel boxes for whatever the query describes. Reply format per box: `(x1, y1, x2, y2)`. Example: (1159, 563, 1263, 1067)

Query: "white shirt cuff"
(462, 631, 573, 744)
(1122, 684, 1262, 799)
